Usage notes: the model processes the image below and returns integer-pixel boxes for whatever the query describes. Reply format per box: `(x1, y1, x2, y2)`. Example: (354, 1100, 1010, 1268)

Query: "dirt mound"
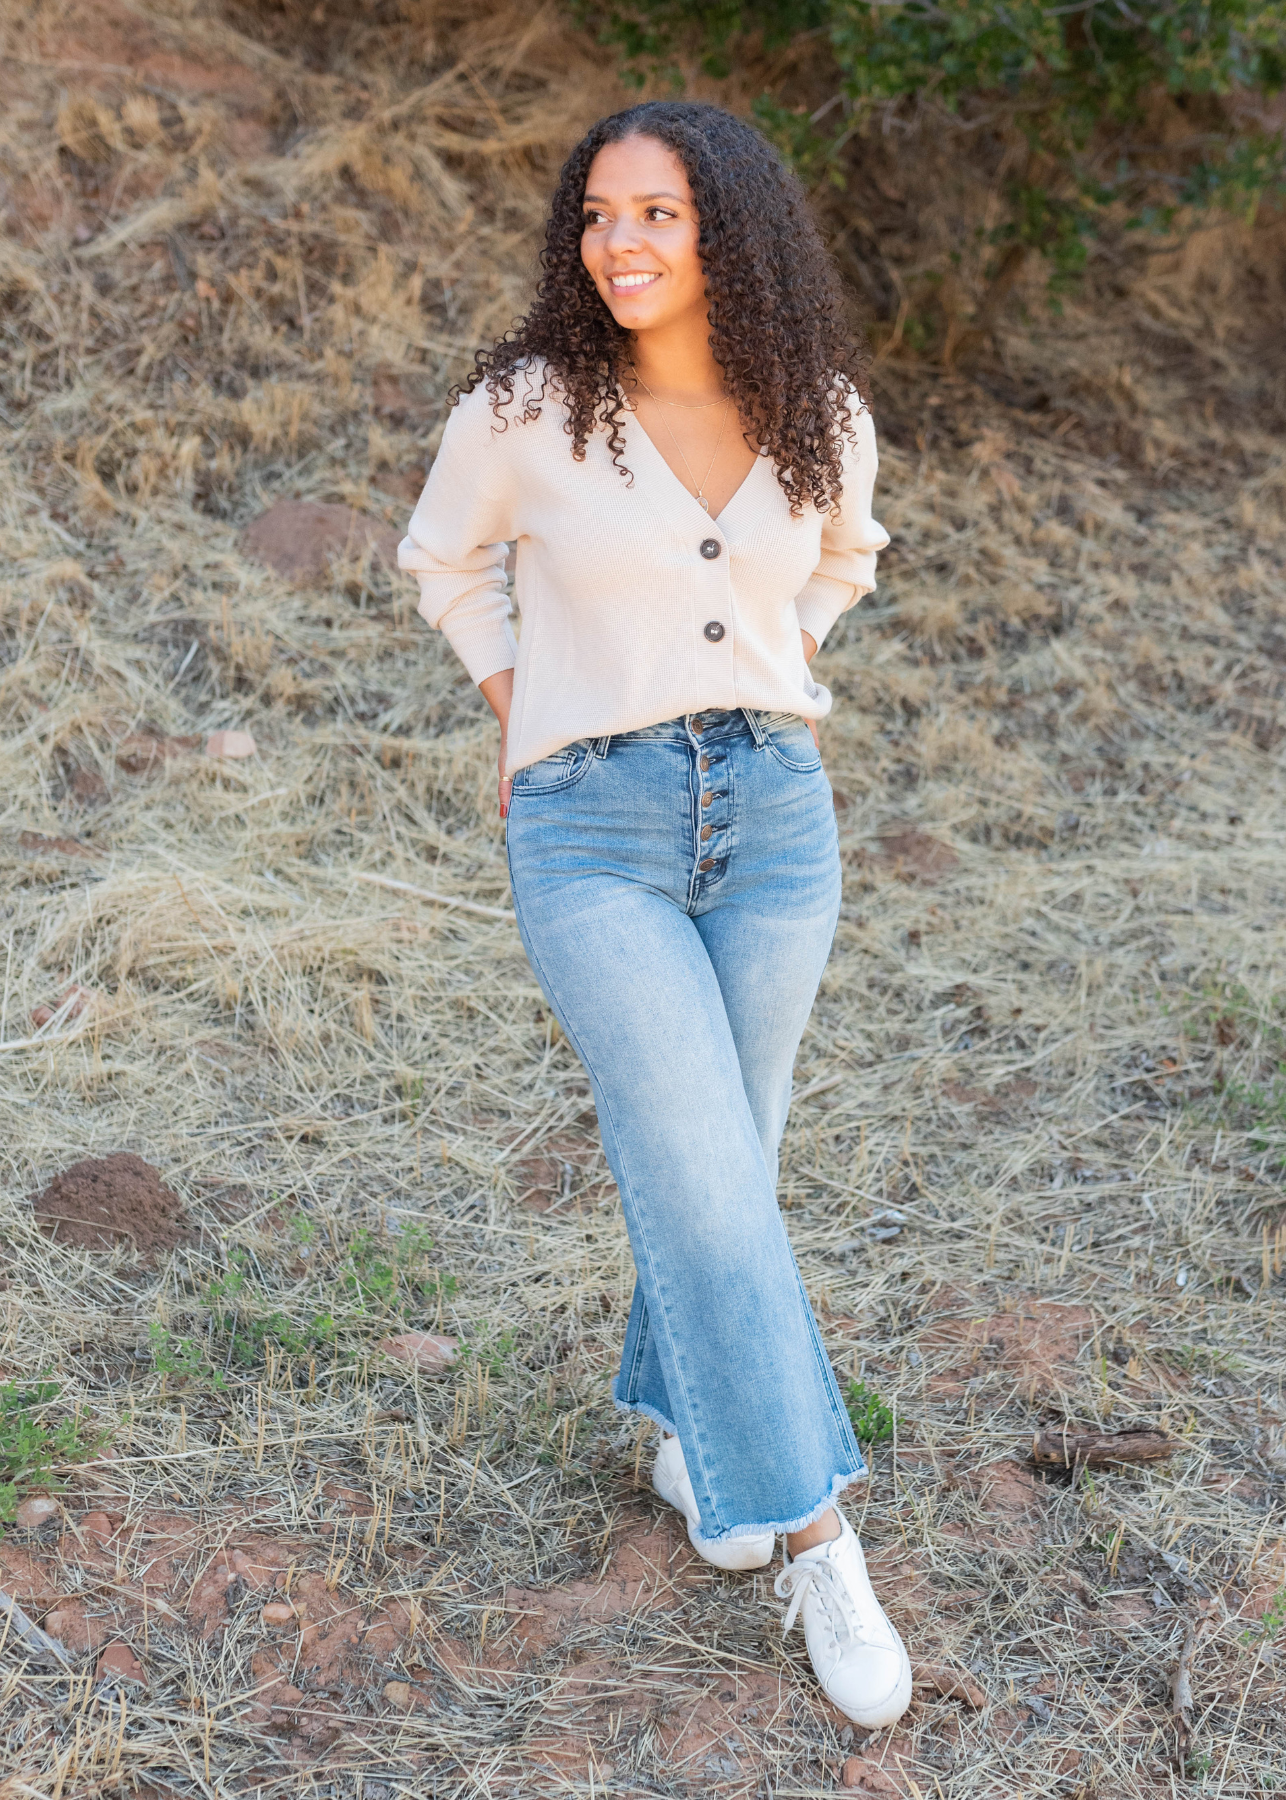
(31, 1154, 190, 1262)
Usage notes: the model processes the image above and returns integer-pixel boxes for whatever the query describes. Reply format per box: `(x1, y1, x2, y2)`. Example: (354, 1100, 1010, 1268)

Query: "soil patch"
(30, 1154, 191, 1262)
(239, 501, 400, 588)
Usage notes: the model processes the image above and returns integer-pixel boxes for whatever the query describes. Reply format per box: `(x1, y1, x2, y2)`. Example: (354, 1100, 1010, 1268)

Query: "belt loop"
(595, 734, 611, 759)
(742, 707, 769, 750)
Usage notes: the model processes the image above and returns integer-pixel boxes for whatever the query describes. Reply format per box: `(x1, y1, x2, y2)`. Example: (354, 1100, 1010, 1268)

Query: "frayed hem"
(610, 1386, 677, 1439)
(704, 1464, 869, 1546)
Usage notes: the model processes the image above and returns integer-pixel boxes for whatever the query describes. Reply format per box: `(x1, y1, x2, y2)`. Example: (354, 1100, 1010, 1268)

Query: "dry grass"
(1, 0, 1284, 1795)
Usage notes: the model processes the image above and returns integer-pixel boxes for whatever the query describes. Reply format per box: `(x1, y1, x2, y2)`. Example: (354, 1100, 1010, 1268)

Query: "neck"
(627, 313, 725, 403)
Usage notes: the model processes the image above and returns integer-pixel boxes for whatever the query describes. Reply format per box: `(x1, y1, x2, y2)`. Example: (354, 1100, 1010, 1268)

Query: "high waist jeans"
(505, 707, 865, 1542)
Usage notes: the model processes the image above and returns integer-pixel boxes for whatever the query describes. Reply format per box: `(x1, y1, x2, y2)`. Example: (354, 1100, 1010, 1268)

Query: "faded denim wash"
(505, 707, 866, 1543)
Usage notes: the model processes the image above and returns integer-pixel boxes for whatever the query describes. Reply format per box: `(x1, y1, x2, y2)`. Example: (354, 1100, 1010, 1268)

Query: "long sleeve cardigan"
(398, 362, 889, 775)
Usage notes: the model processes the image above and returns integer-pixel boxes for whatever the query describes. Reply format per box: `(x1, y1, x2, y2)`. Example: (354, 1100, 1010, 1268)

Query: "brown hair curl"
(456, 100, 870, 516)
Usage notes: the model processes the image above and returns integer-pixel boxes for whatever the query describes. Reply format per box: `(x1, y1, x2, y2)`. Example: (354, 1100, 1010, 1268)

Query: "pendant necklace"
(629, 368, 732, 513)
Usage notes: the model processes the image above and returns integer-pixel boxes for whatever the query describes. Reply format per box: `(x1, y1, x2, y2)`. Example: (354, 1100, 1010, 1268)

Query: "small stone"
(261, 1601, 296, 1627)
(383, 1679, 413, 1711)
(96, 1641, 146, 1686)
(30, 984, 96, 1030)
(377, 1332, 458, 1376)
(81, 1511, 115, 1546)
(206, 730, 257, 759)
(14, 1496, 61, 1528)
(841, 1756, 901, 1794)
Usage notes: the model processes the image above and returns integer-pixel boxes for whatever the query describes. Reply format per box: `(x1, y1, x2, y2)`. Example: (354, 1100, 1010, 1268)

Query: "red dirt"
(919, 1294, 1095, 1402)
(30, 1153, 191, 1262)
(869, 826, 960, 884)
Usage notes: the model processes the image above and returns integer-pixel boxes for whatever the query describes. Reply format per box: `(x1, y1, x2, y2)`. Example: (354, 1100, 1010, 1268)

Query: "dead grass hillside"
(0, 1, 1284, 1796)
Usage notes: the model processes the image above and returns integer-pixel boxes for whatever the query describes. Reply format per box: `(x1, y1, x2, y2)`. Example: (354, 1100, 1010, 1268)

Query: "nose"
(603, 213, 645, 257)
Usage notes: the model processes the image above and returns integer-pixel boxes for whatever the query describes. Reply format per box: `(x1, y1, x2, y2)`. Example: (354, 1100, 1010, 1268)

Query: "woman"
(399, 100, 910, 1729)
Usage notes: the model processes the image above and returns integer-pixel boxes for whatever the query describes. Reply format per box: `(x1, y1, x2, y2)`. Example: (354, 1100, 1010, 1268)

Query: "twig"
(353, 871, 515, 921)
(0, 1587, 73, 1668)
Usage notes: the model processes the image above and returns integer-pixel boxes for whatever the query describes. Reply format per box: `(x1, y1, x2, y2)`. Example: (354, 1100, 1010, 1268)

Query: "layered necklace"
(628, 367, 732, 513)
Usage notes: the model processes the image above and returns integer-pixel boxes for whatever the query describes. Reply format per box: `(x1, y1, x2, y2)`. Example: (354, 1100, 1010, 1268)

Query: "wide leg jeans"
(505, 707, 865, 1544)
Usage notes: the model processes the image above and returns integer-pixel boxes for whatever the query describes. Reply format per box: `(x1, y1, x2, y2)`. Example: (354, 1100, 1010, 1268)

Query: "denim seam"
(763, 743, 823, 775)
(510, 743, 597, 796)
(504, 837, 725, 1529)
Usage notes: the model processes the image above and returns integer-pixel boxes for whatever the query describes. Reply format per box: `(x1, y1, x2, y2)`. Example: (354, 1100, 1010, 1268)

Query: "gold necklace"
(630, 370, 732, 513)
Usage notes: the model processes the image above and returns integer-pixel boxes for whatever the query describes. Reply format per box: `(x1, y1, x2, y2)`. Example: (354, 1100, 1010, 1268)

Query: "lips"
(608, 271, 660, 292)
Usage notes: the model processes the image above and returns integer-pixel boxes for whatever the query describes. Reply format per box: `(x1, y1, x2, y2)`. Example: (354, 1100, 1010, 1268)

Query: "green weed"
(845, 1379, 894, 1446)
(0, 1381, 105, 1525)
(1240, 1586, 1286, 1647)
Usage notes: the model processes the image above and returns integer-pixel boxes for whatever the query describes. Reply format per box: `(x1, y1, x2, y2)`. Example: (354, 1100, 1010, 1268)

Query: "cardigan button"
(703, 620, 725, 643)
(699, 538, 721, 559)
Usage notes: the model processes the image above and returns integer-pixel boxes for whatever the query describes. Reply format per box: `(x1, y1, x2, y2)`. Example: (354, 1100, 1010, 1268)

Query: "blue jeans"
(505, 707, 865, 1543)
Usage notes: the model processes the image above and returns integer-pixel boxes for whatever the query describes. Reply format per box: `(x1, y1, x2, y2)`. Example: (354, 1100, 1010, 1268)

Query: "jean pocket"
(762, 718, 823, 774)
(510, 741, 595, 794)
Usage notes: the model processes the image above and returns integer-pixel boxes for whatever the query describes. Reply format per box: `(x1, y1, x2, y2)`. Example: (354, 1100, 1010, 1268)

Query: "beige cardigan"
(398, 363, 889, 775)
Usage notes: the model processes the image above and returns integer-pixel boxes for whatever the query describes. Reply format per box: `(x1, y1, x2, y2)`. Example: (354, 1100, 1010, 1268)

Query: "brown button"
(700, 824, 712, 842)
(700, 756, 709, 771)
(691, 717, 704, 734)
(699, 858, 714, 871)
(701, 791, 713, 808)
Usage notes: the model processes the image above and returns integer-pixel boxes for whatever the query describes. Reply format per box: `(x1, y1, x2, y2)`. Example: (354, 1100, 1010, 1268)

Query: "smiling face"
(579, 134, 708, 337)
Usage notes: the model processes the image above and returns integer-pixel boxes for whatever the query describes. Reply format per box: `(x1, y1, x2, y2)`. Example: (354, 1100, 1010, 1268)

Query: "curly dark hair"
(455, 100, 870, 516)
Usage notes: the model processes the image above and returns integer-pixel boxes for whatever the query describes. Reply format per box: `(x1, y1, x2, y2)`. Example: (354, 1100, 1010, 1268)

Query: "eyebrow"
(582, 191, 687, 205)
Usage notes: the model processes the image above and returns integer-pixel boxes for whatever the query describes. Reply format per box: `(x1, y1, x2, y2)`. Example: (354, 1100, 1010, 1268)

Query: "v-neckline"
(624, 403, 764, 530)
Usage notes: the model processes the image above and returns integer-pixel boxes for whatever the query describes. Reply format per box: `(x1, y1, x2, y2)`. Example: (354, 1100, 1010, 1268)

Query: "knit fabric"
(397, 362, 889, 775)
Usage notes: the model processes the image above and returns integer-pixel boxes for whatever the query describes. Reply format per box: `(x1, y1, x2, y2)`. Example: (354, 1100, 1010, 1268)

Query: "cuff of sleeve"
(794, 582, 854, 652)
(418, 598, 517, 686)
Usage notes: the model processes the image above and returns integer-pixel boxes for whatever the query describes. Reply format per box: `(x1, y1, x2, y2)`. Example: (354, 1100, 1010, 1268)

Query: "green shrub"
(0, 1381, 105, 1524)
(576, 0, 1286, 302)
(845, 1377, 895, 1444)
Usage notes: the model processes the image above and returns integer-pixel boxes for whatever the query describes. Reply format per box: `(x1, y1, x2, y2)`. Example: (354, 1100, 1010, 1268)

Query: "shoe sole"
(652, 1463, 775, 1572)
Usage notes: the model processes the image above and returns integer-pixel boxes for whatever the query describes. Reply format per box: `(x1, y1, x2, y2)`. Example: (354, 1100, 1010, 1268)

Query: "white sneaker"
(652, 1434, 776, 1572)
(774, 1510, 912, 1728)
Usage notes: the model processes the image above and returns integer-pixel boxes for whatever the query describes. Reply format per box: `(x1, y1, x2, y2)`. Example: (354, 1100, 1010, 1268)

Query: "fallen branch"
(1170, 1621, 1196, 1765)
(912, 1661, 986, 1709)
(1030, 1427, 1179, 1470)
(353, 870, 515, 921)
(0, 1586, 72, 1667)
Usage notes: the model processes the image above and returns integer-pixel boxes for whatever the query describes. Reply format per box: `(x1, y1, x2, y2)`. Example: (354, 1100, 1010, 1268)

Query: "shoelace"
(774, 1553, 869, 1649)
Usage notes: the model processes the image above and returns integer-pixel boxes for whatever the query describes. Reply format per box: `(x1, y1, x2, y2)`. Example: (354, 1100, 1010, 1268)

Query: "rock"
(81, 1511, 117, 1546)
(261, 1601, 296, 1627)
(377, 1331, 458, 1376)
(14, 1496, 61, 1528)
(383, 1679, 413, 1711)
(115, 731, 201, 774)
(31, 984, 97, 1029)
(96, 1641, 146, 1686)
(205, 730, 257, 759)
(239, 499, 400, 588)
(841, 1755, 902, 1794)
